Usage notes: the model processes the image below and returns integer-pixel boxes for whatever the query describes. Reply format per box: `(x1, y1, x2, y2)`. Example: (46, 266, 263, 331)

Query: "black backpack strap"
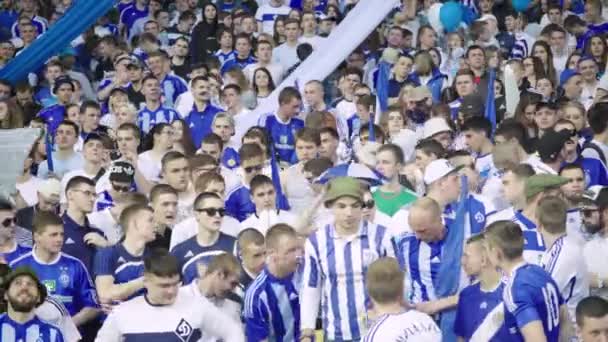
(583, 141, 607, 164)
(93, 168, 106, 183)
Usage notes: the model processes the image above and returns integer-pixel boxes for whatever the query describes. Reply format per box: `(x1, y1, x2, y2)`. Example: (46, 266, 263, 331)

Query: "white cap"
(38, 178, 61, 199)
(423, 159, 463, 185)
(423, 117, 452, 139)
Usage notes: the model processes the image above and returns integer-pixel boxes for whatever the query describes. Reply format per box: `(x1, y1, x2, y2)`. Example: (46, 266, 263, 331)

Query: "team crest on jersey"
(42, 280, 56, 293)
(474, 211, 484, 223)
(227, 158, 236, 167)
(59, 267, 70, 287)
(480, 301, 487, 309)
(174, 318, 194, 342)
(280, 135, 288, 144)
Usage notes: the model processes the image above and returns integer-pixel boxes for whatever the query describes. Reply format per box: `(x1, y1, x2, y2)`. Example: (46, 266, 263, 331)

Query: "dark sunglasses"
(195, 207, 226, 217)
(363, 199, 375, 209)
(112, 183, 131, 193)
(582, 208, 599, 218)
(1, 217, 15, 228)
(243, 164, 264, 174)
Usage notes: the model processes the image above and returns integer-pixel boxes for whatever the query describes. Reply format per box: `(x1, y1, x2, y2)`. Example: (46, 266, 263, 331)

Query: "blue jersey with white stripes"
(93, 243, 146, 299)
(10, 252, 99, 316)
(170, 232, 237, 284)
(243, 268, 300, 342)
(1, 243, 31, 265)
(214, 50, 237, 66)
(160, 74, 188, 108)
(512, 211, 546, 265)
(260, 114, 305, 165)
(392, 231, 444, 303)
(0, 314, 64, 342)
(455, 282, 510, 341)
(503, 263, 564, 342)
(302, 222, 393, 341)
(137, 105, 178, 134)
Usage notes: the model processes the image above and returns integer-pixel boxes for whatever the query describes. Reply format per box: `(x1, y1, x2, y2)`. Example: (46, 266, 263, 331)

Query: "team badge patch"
(174, 318, 194, 342)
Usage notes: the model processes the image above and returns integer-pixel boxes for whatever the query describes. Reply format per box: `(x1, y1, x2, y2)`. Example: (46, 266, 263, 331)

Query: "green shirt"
(372, 187, 418, 217)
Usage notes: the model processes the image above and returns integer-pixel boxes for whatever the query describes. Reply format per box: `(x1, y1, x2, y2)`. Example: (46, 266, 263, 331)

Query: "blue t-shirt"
(503, 263, 564, 342)
(214, 50, 237, 66)
(185, 103, 224, 149)
(220, 55, 257, 74)
(93, 243, 146, 300)
(260, 114, 305, 165)
(1, 244, 32, 265)
(221, 147, 240, 169)
(170, 232, 237, 284)
(10, 252, 99, 316)
(455, 281, 510, 341)
(61, 214, 106, 273)
(119, 4, 149, 39)
(0, 314, 64, 342)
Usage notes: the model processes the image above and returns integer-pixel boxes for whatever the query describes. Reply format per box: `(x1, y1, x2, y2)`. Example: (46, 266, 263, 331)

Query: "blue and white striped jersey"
(512, 210, 545, 265)
(455, 281, 510, 341)
(510, 32, 536, 60)
(159, 74, 188, 108)
(0, 314, 64, 342)
(300, 221, 393, 341)
(170, 232, 237, 284)
(503, 263, 563, 342)
(0, 243, 31, 264)
(255, 4, 292, 34)
(243, 268, 300, 342)
(540, 235, 589, 322)
(137, 105, 178, 134)
(214, 50, 237, 66)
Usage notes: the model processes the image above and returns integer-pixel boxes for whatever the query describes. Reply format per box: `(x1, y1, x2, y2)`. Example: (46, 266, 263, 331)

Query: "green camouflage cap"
(324, 177, 363, 206)
(524, 174, 569, 199)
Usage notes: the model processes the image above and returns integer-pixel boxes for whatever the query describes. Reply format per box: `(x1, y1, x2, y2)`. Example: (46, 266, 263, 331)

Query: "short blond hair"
(366, 257, 404, 304)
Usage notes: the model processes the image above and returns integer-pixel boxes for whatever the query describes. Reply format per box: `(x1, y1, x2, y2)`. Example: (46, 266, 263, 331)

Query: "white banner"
(251, 0, 400, 117)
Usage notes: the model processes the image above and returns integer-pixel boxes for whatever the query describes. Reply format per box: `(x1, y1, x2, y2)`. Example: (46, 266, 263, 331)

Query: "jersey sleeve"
(74, 261, 99, 310)
(243, 293, 270, 342)
(300, 236, 323, 331)
(505, 282, 541, 329)
(93, 247, 115, 278)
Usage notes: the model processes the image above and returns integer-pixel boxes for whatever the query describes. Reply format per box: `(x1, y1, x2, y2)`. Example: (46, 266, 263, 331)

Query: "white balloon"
(427, 3, 444, 33)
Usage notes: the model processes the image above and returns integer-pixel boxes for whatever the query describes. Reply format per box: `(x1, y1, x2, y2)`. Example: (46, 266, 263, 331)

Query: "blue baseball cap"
(560, 69, 581, 87)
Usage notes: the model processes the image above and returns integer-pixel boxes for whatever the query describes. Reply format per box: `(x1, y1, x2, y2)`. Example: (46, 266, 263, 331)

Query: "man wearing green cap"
(0, 267, 66, 341)
(511, 174, 569, 265)
(299, 177, 393, 342)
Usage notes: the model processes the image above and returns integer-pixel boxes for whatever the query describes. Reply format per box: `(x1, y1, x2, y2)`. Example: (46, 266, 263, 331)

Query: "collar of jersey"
(328, 220, 369, 240)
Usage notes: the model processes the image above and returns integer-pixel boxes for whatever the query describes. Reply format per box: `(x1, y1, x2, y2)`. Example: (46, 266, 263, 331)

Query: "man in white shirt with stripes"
(300, 177, 393, 342)
(537, 196, 589, 324)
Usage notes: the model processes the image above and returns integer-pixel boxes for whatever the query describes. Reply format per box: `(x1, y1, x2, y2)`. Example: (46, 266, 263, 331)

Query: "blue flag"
(485, 68, 497, 135)
(376, 61, 391, 113)
(269, 144, 290, 211)
(0, 0, 115, 83)
(45, 130, 54, 172)
(436, 176, 469, 342)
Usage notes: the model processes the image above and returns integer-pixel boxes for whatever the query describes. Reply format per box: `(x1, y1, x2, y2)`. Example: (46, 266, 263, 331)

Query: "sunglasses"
(363, 199, 375, 209)
(195, 207, 226, 217)
(1, 217, 14, 228)
(112, 183, 131, 193)
(243, 164, 264, 174)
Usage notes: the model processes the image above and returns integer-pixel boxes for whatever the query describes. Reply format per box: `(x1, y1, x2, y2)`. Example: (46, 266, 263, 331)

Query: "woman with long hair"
(521, 56, 546, 90)
(584, 35, 608, 72)
(532, 41, 558, 85)
(380, 105, 418, 162)
(252, 67, 276, 102)
(190, 2, 220, 64)
(171, 119, 196, 157)
(272, 16, 287, 45)
(138, 123, 174, 182)
(407, 50, 447, 103)
(566, 51, 583, 71)
(224, 67, 257, 109)
(324, 4, 342, 23)
(0, 100, 23, 129)
(514, 92, 542, 140)
(560, 100, 591, 140)
(535, 76, 556, 102)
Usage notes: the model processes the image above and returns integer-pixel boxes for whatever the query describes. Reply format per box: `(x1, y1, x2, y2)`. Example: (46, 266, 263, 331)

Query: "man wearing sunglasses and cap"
(300, 177, 393, 342)
(582, 186, 608, 299)
(95, 161, 135, 212)
(0, 199, 32, 265)
(0, 267, 66, 341)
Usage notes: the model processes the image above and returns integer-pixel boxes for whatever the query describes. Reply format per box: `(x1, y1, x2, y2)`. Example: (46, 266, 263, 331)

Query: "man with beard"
(0, 267, 65, 341)
(583, 186, 608, 299)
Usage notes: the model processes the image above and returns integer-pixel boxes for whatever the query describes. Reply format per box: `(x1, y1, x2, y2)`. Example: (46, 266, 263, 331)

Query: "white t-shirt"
(240, 209, 297, 236)
(232, 108, 260, 149)
(16, 177, 43, 207)
(138, 151, 163, 183)
(363, 310, 442, 341)
(36, 297, 81, 342)
(272, 42, 300, 71)
(335, 99, 357, 120)
(298, 35, 326, 50)
(88, 208, 122, 245)
(583, 235, 608, 299)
